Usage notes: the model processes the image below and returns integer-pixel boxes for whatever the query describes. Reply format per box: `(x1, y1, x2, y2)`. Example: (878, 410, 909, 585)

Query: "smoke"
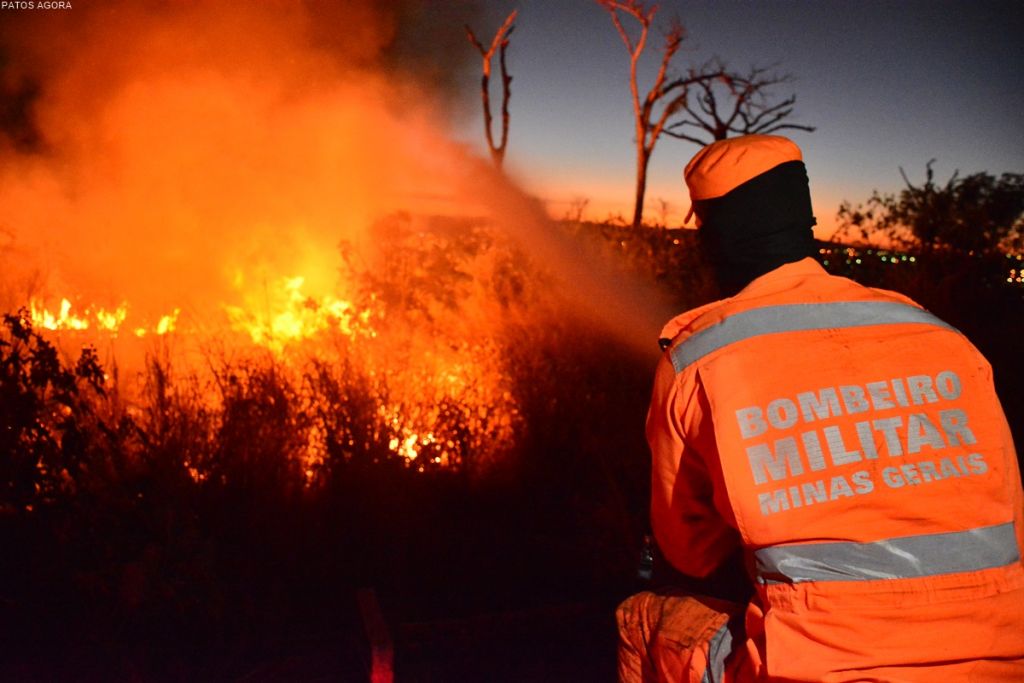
(1, 3, 451, 310)
(0, 0, 671, 360)
(452, 154, 675, 359)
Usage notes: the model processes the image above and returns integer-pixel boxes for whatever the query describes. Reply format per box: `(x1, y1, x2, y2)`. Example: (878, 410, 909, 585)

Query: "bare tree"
(565, 196, 591, 224)
(597, 1, 725, 229)
(664, 61, 815, 145)
(466, 10, 517, 169)
(598, 2, 814, 227)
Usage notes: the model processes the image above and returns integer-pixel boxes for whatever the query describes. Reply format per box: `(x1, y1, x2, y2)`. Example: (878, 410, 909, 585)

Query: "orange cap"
(683, 135, 803, 223)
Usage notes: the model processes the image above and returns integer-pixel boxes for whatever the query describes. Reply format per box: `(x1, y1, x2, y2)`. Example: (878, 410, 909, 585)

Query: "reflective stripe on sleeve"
(701, 619, 735, 683)
(754, 521, 1019, 584)
(669, 301, 958, 373)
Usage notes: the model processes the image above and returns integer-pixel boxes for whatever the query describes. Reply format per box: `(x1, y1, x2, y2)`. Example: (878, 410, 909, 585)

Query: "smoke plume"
(0, 1, 672, 359)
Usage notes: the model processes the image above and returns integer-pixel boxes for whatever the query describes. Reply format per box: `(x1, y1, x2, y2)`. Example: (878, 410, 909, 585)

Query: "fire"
(29, 298, 179, 338)
(96, 307, 127, 332)
(136, 310, 181, 338)
(30, 298, 91, 332)
(19, 248, 524, 478)
(224, 275, 374, 352)
(0, 2, 564, 480)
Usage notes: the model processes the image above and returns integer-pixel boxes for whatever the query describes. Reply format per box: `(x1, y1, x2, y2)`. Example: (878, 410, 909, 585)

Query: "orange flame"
(224, 275, 373, 352)
(29, 298, 179, 338)
(24, 265, 521, 475)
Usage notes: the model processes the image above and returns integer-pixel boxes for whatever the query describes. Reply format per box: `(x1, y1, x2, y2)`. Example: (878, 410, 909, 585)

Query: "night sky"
(2, 1, 1022, 242)
(457, 0, 1024, 236)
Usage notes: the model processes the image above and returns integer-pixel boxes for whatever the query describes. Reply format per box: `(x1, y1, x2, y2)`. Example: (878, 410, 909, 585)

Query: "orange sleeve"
(1006, 421, 1024, 563)
(647, 356, 740, 578)
(994, 384, 1024, 561)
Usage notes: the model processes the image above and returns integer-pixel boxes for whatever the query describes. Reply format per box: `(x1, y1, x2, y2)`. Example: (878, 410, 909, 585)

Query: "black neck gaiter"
(693, 160, 817, 296)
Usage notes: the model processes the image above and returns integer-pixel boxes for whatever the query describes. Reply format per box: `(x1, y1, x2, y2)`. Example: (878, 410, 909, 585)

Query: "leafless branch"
(598, 2, 737, 227)
(466, 10, 518, 168)
(597, 0, 666, 228)
(664, 63, 814, 144)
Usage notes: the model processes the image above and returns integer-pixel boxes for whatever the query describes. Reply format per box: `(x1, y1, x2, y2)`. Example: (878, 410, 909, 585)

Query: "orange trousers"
(616, 590, 743, 683)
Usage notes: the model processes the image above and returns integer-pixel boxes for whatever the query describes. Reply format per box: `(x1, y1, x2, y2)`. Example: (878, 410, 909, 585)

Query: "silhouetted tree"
(663, 61, 815, 145)
(598, 1, 727, 229)
(837, 161, 1024, 256)
(598, 3, 812, 229)
(466, 10, 517, 169)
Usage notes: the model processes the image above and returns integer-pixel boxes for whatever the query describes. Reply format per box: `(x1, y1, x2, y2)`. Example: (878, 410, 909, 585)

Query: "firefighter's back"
(674, 262, 1024, 681)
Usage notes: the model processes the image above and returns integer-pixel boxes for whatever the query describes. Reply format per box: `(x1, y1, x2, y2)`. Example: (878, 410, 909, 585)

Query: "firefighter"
(617, 134, 1024, 682)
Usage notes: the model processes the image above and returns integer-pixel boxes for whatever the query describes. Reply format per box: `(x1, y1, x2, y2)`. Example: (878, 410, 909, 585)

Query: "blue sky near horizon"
(452, 0, 1024, 236)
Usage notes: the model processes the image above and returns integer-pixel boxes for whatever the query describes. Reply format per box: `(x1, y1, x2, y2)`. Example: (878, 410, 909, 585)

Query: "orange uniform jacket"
(648, 257, 1024, 682)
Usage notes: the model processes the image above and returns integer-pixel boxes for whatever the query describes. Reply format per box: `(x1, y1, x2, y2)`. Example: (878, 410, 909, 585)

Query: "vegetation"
(837, 162, 1024, 257)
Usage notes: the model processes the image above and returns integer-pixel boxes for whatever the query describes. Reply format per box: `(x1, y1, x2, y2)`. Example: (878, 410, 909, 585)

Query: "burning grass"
(3, 213, 540, 503)
(0, 218, 668, 678)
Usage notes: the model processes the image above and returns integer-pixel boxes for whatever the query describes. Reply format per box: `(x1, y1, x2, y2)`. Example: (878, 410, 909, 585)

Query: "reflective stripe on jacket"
(648, 257, 1024, 681)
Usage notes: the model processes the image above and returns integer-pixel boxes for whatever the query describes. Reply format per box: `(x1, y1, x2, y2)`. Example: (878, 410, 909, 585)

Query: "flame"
(31, 299, 89, 331)
(96, 307, 127, 332)
(21, 262, 522, 475)
(224, 275, 373, 352)
(29, 298, 179, 338)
